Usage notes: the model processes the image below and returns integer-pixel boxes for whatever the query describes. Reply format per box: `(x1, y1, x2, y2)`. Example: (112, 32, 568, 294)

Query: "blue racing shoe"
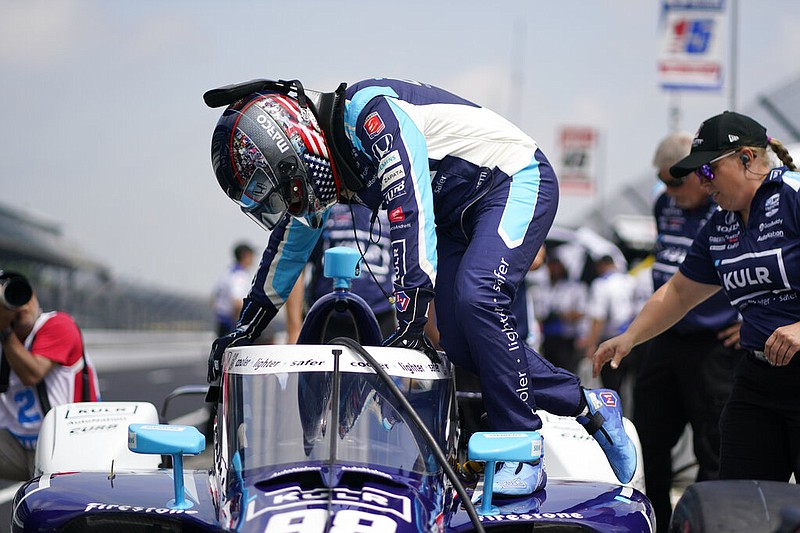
(576, 388, 637, 484)
(493, 460, 547, 497)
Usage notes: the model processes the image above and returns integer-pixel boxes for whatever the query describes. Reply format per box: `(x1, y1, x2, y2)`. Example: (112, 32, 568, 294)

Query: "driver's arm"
(284, 272, 306, 344)
(346, 92, 437, 357)
(249, 215, 325, 314)
(208, 216, 324, 383)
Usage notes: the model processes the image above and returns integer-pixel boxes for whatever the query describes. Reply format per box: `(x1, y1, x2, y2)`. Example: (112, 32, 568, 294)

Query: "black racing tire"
(669, 480, 800, 533)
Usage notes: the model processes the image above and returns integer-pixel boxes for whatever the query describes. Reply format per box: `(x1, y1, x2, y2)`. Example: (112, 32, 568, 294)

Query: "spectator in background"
(535, 253, 588, 374)
(628, 255, 655, 315)
(580, 255, 636, 397)
(0, 271, 100, 481)
(633, 132, 744, 531)
(518, 244, 548, 350)
(212, 242, 254, 336)
(285, 203, 395, 343)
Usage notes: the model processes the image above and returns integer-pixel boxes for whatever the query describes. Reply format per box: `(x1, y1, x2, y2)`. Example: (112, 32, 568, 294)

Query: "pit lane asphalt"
(0, 330, 213, 531)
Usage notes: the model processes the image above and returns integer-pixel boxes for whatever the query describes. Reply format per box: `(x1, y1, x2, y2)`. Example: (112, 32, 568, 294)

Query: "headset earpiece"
(740, 154, 750, 166)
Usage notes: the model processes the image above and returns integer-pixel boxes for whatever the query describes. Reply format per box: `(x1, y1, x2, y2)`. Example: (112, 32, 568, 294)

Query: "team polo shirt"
(652, 193, 739, 333)
(679, 168, 800, 351)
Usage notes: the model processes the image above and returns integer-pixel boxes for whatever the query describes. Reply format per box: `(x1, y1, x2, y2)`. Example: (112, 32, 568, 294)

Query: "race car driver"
(204, 77, 637, 494)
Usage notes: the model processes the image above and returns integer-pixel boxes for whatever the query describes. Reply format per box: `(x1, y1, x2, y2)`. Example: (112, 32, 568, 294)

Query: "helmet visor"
(238, 167, 289, 230)
(237, 158, 313, 230)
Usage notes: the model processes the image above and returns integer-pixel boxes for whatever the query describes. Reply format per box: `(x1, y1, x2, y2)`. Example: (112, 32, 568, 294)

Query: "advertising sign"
(558, 126, 598, 194)
(657, 0, 726, 91)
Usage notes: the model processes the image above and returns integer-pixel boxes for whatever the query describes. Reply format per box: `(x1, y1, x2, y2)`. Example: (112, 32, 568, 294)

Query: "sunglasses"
(660, 174, 687, 188)
(694, 150, 739, 181)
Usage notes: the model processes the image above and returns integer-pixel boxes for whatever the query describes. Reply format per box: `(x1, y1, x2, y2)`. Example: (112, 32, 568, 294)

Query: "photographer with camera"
(0, 271, 100, 481)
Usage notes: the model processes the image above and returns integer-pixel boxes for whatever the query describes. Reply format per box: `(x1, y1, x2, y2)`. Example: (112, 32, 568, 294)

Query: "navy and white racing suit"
(248, 78, 582, 431)
(680, 167, 800, 480)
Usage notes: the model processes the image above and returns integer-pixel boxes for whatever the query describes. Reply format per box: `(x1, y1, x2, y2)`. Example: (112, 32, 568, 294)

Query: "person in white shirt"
(535, 254, 588, 373)
(581, 255, 635, 396)
(212, 243, 254, 336)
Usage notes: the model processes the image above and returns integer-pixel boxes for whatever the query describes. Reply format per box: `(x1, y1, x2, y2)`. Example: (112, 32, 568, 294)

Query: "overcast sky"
(2, 1, 799, 297)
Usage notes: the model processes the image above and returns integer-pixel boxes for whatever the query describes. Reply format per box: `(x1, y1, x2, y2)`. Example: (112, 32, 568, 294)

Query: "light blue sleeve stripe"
(345, 86, 400, 160)
(498, 155, 540, 249)
(271, 212, 328, 300)
(386, 99, 438, 278)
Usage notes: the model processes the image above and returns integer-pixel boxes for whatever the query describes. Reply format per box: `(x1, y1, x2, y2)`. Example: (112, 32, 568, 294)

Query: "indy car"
(12, 247, 654, 532)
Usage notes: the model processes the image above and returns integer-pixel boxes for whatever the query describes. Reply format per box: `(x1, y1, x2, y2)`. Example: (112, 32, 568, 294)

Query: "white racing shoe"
(492, 459, 547, 497)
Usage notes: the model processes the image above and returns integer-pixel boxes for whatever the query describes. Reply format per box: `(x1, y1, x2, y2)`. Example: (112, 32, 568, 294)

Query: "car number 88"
(264, 508, 398, 532)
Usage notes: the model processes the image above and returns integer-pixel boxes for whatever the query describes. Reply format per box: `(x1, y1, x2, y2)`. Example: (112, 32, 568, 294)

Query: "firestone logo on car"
(84, 503, 198, 515)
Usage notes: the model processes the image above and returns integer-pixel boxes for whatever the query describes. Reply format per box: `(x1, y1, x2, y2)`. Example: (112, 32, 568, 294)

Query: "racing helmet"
(211, 91, 339, 230)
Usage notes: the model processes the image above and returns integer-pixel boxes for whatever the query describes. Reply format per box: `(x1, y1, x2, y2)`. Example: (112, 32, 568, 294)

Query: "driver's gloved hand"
(383, 324, 440, 363)
(207, 332, 246, 383)
(207, 298, 274, 383)
(382, 287, 440, 363)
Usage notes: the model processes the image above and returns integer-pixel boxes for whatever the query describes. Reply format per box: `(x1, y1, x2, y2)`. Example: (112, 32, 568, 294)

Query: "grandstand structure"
(0, 203, 213, 331)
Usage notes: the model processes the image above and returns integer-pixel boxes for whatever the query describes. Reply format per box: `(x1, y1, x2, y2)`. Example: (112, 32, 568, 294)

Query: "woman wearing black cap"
(593, 110, 800, 482)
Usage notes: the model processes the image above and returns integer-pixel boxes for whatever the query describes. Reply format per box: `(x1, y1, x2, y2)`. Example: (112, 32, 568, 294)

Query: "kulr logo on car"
(716, 249, 790, 305)
(248, 485, 411, 523)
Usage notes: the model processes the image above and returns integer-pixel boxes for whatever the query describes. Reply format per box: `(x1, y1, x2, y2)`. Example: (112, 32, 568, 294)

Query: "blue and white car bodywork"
(12, 342, 653, 532)
(12, 248, 653, 532)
